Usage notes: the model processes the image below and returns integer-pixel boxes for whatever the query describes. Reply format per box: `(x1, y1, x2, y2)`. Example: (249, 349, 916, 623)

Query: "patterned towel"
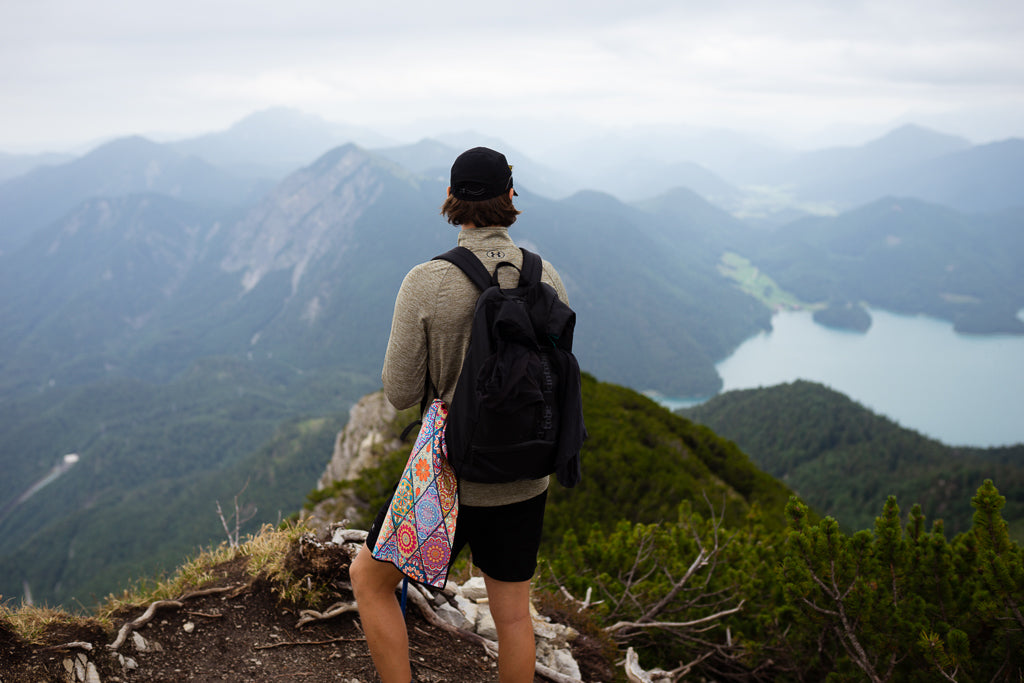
(371, 399, 459, 588)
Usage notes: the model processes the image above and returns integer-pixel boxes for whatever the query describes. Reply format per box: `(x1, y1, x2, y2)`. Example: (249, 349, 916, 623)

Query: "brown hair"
(441, 193, 521, 228)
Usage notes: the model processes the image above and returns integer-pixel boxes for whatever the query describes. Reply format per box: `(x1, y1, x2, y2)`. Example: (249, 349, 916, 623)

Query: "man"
(350, 147, 570, 683)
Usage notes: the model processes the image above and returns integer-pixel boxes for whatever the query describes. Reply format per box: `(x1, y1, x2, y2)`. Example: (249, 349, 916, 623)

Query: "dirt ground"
(1, 554, 615, 682)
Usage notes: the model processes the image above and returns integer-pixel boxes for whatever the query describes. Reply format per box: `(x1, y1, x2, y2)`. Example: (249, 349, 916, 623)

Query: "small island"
(812, 300, 872, 332)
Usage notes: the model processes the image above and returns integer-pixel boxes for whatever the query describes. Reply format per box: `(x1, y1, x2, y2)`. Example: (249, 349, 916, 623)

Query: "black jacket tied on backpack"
(434, 247, 585, 488)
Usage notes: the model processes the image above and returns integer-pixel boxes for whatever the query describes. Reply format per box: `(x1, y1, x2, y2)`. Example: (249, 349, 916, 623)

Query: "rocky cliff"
(304, 389, 405, 528)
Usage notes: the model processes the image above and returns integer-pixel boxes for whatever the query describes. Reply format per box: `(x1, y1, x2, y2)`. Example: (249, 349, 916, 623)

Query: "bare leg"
(350, 543, 411, 683)
(483, 573, 536, 683)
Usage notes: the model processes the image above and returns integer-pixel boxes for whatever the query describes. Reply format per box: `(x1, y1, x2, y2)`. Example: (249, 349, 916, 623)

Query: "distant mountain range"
(0, 109, 1021, 607)
(7, 109, 1022, 214)
(169, 107, 395, 179)
(1, 111, 1020, 399)
(775, 125, 1024, 213)
(0, 150, 74, 183)
(0, 136, 773, 402)
(0, 136, 266, 254)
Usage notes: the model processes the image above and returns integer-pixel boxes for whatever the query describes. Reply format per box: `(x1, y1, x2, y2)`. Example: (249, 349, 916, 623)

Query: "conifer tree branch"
(637, 549, 709, 624)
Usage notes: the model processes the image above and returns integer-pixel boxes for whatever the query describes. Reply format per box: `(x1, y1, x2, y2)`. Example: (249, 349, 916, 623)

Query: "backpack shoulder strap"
(433, 246, 492, 291)
(518, 248, 543, 286)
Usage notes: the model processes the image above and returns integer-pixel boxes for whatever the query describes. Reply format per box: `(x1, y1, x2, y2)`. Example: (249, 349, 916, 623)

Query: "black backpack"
(433, 246, 585, 487)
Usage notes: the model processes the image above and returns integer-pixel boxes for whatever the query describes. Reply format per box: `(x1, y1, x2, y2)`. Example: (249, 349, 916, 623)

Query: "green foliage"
(0, 360, 367, 608)
(537, 469, 1024, 679)
(543, 374, 793, 548)
(778, 483, 1024, 681)
(682, 380, 1024, 539)
(718, 251, 807, 310)
(539, 501, 779, 679)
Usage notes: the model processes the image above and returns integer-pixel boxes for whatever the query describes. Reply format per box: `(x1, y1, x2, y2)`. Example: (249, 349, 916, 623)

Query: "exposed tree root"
(294, 600, 360, 628)
(108, 584, 243, 651)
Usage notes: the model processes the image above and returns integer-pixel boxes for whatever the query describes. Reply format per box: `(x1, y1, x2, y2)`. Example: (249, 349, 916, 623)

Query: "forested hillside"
(313, 377, 1024, 680)
(681, 380, 1024, 538)
(323, 374, 795, 543)
(0, 360, 365, 607)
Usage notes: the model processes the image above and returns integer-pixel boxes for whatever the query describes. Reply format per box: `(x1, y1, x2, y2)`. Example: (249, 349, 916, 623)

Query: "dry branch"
(39, 641, 94, 652)
(108, 584, 242, 650)
(607, 600, 746, 635)
(253, 635, 365, 650)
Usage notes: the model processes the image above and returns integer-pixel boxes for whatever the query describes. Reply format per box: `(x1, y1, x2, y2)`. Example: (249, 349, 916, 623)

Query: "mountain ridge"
(0, 136, 263, 254)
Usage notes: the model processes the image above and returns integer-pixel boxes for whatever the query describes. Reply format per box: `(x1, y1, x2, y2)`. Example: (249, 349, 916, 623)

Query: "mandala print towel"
(371, 399, 459, 588)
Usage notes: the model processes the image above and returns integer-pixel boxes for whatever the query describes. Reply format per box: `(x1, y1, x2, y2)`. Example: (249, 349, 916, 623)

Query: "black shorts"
(366, 489, 548, 584)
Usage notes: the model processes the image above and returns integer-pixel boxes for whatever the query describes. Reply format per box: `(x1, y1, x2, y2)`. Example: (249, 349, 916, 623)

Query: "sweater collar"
(457, 227, 515, 250)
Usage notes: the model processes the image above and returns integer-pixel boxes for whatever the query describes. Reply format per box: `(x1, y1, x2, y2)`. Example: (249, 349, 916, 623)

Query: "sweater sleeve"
(542, 259, 569, 306)
(381, 265, 434, 410)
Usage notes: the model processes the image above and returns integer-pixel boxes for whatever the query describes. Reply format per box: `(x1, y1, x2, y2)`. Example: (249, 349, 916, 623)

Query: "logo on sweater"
(486, 250, 505, 258)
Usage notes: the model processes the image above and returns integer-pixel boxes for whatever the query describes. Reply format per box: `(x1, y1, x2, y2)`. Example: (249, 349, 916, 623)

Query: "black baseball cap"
(450, 147, 516, 201)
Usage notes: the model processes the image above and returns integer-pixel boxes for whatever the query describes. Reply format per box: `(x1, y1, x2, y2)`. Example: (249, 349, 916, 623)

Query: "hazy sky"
(2, 0, 1023, 152)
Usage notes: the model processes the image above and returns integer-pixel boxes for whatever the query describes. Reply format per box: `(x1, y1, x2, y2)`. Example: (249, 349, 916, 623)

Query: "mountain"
(0, 150, 74, 183)
(0, 144, 449, 396)
(771, 125, 971, 207)
(746, 197, 1024, 334)
(531, 123, 1022, 216)
(632, 186, 754, 259)
(0, 136, 263, 254)
(762, 126, 1024, 213)
(785, 124, 971, 188)
(5, 381, 1022, 681)
(373, 136, 578, 201)
(541, 124, 793, 188)
(170, 107, 394, 179)
(889, 138, 1024, 212)
(574, 155, 743, 204)
(681, 380, 1024, 537)
(371, 137, 457, 177)
(0, 140, 771, 403)
(517, 189, 770, 395)
(0, 194, 223, 391)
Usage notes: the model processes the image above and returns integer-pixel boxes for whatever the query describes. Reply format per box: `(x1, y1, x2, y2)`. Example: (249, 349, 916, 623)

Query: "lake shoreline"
(655, 307, 1024, 448)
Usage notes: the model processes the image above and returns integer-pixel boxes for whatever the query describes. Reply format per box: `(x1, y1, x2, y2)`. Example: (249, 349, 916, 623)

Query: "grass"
(0, 602, 104, 644)
(2, 521, 325, 644)
(717, 251, 814, 311)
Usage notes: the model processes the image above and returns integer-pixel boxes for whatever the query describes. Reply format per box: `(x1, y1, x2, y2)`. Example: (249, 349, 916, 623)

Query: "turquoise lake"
(667, 308, 1024, 448)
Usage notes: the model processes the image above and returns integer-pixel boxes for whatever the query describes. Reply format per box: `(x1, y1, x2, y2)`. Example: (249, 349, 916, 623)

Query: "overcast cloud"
(2, 0, 1022, 152)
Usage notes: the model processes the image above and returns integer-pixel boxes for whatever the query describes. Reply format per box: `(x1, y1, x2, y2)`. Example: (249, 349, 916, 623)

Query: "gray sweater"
(382, 227, 570, 507)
